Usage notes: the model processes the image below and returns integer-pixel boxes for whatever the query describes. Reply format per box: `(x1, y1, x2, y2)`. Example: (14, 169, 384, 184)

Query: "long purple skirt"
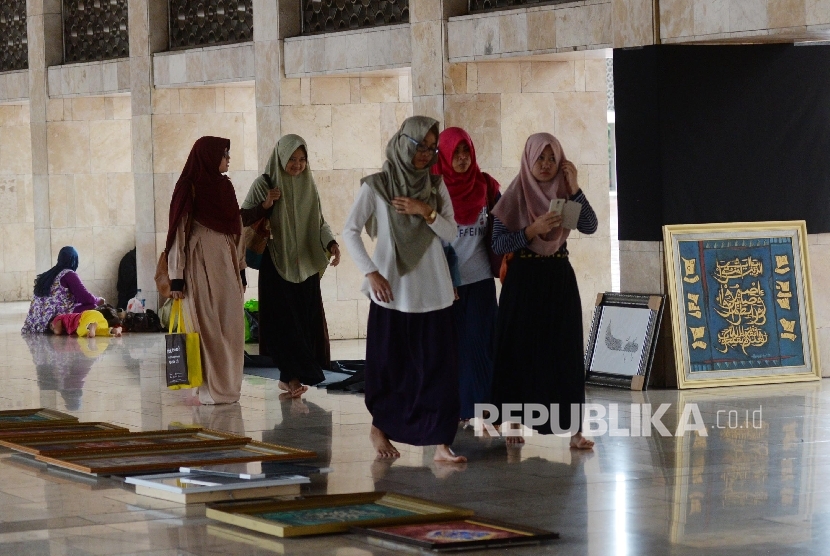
(364, 302, 460, 446)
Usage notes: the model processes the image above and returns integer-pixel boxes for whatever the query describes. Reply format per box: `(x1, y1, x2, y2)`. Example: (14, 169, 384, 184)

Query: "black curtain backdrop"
(615, 44, 830, 241)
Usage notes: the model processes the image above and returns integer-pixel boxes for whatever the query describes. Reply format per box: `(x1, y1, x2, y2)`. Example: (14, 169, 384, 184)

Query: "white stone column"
(408, 0, 466, 126)
(27, 0, 62, 272)
(128, 0, 166, 310)
(254, 0, 291, 169)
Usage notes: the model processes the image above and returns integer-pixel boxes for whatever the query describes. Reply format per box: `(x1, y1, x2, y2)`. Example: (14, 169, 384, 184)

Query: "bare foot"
(497, 422, 525, 445)
(434, 444, 467, 463)
(278, 380, 308, 398)
(111, 326, 122, 337)
(569, 433, 595, 450)
(87, 323, 97, 338)
(370, 425, 400, 459)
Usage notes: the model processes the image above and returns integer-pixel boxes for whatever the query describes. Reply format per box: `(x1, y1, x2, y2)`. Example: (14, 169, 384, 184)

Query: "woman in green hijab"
(241, 135, 340, 397)
(343, 116, 466, 463)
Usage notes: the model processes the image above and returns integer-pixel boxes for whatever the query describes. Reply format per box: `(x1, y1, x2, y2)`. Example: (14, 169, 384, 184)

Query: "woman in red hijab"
(490, 133, 598, 449)
(166, 136, 246, 405)
(433, 127, 501, 425)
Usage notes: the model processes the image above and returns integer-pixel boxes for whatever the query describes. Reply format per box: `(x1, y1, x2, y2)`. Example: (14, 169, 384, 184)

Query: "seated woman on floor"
(22, 246, 105, 334)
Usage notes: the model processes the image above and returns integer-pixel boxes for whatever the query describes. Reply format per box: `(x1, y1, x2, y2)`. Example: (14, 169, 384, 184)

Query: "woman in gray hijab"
(343, 116, 466, 463)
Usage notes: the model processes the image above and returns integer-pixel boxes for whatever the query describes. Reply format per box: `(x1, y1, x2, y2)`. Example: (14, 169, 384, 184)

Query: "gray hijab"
(363, 116, 443, 276)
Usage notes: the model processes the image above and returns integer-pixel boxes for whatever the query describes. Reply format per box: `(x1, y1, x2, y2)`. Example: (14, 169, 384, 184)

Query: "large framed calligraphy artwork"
(664, 221, 819, 388)
(584, 293, 665, 390)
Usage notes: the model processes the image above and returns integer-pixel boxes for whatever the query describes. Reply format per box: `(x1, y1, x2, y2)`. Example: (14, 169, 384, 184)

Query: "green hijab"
(242, 134, 334, 284)
(363, 116, 443, 276)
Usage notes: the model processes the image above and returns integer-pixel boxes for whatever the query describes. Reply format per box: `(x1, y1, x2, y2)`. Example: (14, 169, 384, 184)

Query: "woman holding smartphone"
(489, 133, 598, 448)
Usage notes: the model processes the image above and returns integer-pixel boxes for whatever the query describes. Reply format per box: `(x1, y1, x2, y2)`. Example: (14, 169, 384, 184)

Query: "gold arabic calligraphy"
(713, 257, 769, 354)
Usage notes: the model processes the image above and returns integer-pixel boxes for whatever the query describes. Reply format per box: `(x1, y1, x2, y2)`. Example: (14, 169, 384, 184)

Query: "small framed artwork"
(35, 440, 316, 475)
(0, 428, 250, 457)
(0, 408, 78, 428)
(125, 471, 309, 504)
(0, 422, 128, 441)
(585, 293, 665, 390)
(205, 492, 474, 537)
(664, 221, 820, 388)
(353, 518, 559, 551)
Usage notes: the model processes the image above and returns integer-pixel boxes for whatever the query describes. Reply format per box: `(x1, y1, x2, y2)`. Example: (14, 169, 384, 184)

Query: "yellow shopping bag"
(165, 299, 203, 389)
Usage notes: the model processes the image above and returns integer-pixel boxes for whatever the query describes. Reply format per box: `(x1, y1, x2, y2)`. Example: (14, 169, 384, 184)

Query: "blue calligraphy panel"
(677, 238, 804, 372)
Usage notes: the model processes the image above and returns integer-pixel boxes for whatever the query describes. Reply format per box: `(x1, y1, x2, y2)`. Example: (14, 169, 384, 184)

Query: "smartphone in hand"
(549, 198, 565, 215)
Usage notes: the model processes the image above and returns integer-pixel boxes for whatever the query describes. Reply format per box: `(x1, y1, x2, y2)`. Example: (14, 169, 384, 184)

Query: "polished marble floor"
(1, 301, 829, 555)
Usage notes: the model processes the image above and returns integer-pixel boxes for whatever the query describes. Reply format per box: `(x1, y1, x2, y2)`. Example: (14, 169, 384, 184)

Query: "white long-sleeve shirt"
(342, 182, 457, 313)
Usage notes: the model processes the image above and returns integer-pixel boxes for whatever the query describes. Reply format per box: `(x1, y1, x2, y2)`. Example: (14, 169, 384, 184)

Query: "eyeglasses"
(402, 134, 439, 155)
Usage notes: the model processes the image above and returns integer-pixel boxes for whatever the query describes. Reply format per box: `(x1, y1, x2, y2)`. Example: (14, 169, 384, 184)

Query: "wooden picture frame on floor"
(0, 422, 128, 441)
(353, 517, 559, 551)
(34, 440, 316, 475)
(663, 221, 820, 388)
(0, 428, 250, 457)
(205, 492, 474, 537)
(0, 408, 78, 428)
(584, 292, 665, 390)
(126, 471, 310, 504)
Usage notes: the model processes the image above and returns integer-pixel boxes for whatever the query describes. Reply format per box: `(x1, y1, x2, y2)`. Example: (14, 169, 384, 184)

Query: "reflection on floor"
(0, 301, 827, 555)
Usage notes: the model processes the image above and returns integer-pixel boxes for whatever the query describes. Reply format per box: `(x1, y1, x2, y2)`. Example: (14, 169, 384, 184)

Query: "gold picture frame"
(0, 428, 250, 457)
(663, 221, 820, 388)
(35, 440, 316, 475)
(205, 492, 475, 537)
(0, 422, 128, 441)
(0, 408, 78, 428)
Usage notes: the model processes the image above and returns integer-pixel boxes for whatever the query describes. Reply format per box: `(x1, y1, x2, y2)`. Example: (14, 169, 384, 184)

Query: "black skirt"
(491, 252, 585, 434)
(258, 251, 328, 386)
(364, 302, 459, 446)
(454, 278, 497, 420)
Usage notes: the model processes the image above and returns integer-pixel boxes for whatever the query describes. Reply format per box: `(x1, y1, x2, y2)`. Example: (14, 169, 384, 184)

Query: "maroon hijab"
(492, 133, 570, 256)
(432, 127, 499, 226)
(165, 136, 241, 253)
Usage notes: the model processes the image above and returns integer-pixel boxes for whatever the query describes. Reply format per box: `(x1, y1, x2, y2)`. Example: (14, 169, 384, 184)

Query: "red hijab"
(492, 133, 570, 256)
(432, 127, 499, 226)
(165, 136, 241, 253)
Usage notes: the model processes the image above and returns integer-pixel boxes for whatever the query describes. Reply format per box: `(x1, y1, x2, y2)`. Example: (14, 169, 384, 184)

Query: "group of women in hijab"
(344, 117, 598, 461)
(151, 114, 597, 458)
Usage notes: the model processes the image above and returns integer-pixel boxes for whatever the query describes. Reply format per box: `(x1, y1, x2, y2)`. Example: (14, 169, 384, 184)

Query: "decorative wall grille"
(169, 0, 254, 50)
(301, 0, 409, 36)
(63, 0, 129, 63)
(606, 57, 614, 112)
(468, 0, 568, 13)
(0, 0, 28, 72)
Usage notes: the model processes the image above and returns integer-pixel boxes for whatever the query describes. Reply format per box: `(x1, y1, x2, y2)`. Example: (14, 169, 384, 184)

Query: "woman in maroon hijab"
(490, 133, 598, 449)
(432, 127, 501, 425)
(166, 136, 246, 405)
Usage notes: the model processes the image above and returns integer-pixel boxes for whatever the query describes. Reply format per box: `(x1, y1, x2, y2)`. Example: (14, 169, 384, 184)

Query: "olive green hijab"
(363, 116, 443, 276)
(242, 134, 334, 283)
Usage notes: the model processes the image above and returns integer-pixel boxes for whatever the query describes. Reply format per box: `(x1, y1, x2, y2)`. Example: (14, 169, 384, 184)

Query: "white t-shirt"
(342, 182, 457, 313)
(451, 205, 492, 286)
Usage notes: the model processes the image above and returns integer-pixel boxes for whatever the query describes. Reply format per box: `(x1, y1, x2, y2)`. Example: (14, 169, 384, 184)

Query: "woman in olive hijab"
(343, 116, 466, 463)
(241, 135, 340, 398)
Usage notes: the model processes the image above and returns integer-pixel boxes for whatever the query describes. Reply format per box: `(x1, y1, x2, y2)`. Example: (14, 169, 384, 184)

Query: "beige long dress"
(169, 219, 246, 404)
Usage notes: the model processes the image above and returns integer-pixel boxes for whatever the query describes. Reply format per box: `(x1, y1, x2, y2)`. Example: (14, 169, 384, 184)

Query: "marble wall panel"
(444, 93, 502, 169)
(380, 103, 414, 147)
(554, 92, 608, 165)
(477, 63, 521, 93)
(499, 12, 528, 53)
(360, 78, 400, 104)
(89, 120, 132, 174)
(325, 299, 359, 339)
(613, 0, 654, 47)
(768, 0, 807, 28)
(108, 173, 136, 226)
(501, 92, 557, 167)
(47, 174, 74, 229)
(332, 104, 382, 170)
(93, 225, 136, 282)
(335, 249, 368, 302)
(47, 121, 90, 175)
(0, 125, 34, 176)
(730, 0, 769, 31)
(74, 174, 110, 228)
(527, 9, 558, 52)
(311, 78, 352, 105)
(280, 105, 333, 171)
(315, 170, 358, 236)
(660, 0, 695, 38)
(521, 61, 576, 93)
(1, 223, 36, 273)
(693, 0, 730, 36)
(151, 113, 203, 173)
(807, 0, 830, 24)
(556, 3, 612, 48)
